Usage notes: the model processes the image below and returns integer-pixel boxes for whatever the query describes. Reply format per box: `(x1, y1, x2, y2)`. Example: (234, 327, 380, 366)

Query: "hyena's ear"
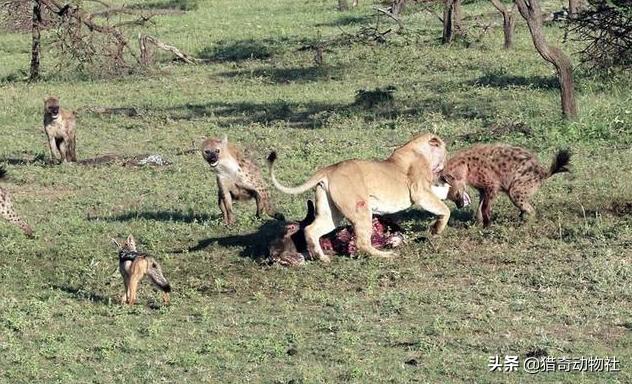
(440, 173, 456, 186)
(126, 234, 137, 251)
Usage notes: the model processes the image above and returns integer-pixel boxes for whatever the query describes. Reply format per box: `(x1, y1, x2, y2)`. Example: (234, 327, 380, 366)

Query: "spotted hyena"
(201, 135, 284, 225)
(0, 167, 33, 237)
(440, 144, 571, 226)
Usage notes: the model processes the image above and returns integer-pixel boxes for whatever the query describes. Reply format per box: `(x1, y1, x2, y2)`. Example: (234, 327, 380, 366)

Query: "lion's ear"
(428, 136, 443, 147)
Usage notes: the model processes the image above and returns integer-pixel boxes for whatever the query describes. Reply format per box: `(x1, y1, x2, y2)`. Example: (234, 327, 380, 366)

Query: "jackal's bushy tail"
(548, 149, 571, 177)
(147, 259, 171, 293)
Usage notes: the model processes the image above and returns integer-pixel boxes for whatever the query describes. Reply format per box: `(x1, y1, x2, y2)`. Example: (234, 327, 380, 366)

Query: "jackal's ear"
(221, 134, 228, 147)
(126, 234, 137, 250)
(111, 238, 121, 249)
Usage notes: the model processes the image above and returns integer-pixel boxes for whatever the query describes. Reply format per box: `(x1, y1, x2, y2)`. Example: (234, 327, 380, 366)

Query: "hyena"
(202, 135, 284, 225)
(43, 96, 77, 163)
(0, 167, 33, 237)
(441, 144, 571, 226)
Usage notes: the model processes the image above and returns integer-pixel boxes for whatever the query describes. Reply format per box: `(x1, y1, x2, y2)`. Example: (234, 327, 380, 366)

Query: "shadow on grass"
(199, 39, 282, 62)
(128, 0, 197, 11)
(581, 201, 632, 218)
(158, 100, 347, 128)
(387, 206, 473, 231)
(0, 153, 50, 166)
(316, 15, 373, 27)
(148, 92, 497, 128)
(178, 220, 283, 260)
(472, 73, 559, 89)
(52, 284, 111, 305)
(218, 65, 344, 84)
(0, 72, 28, 84)
(91, 210, 214, 224)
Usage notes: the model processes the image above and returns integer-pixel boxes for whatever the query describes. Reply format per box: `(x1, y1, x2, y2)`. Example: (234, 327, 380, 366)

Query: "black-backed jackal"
(113, 235, 171, 305)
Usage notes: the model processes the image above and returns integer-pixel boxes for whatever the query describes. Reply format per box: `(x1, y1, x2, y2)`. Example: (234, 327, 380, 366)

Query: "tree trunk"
(442, 0, 455, 44)
(568, 0, 578, 17)
(30, 0, 42, 81)
(490, 0, 514, 49)
(391, 0, 407, 17)
(515, 0, 578, 119)
(454, 0, 462, 31)
(442, 0, 463, 44)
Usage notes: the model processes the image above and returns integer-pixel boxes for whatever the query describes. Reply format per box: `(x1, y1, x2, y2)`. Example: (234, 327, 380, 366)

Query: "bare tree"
(569, 0, 580, 16)
(515, 0, 578, 119)
(0, 0, 199, 79)
(29, 0, 42, 80)
(567, 0, 632, 71)
(490, 0, 515, 49)
(442, 0, 463, 44)
(391, 0, 407, 16)
(338, 0, 350, 11)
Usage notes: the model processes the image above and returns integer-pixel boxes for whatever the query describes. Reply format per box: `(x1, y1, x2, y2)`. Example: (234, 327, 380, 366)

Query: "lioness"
(267, 133, 451, 262)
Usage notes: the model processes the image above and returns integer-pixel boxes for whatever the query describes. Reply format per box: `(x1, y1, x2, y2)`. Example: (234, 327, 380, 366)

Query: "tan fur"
(202, 136, 283, 225)
(0, 168, 33, 237)
(441, 144, 571, 226)
(115, 235, 171, 306)
(268, 133, 450, 262)
(43, 96, 77, 163)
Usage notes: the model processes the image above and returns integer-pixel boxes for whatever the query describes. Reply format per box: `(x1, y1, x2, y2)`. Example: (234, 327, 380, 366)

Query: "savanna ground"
(0, 0, 631, 382)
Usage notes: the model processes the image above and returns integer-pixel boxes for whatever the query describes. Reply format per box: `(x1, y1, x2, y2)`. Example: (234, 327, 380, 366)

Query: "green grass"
(1, 0, 631, 382)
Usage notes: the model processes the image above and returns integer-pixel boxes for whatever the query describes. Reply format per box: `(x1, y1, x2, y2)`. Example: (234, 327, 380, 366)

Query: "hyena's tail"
(147, 258, 171, 293)
(67, 136, 77, 162)
(267, 151, 326, 195)
(266, 205, 285, 221)
(547, 149, 571, 178)
(257, 186, 285, 221)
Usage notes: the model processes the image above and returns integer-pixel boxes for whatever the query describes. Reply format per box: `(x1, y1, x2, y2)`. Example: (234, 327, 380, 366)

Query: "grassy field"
(1, 0, 631, 382)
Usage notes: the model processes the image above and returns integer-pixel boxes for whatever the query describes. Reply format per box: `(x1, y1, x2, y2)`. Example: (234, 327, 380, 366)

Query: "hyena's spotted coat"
(0, 167, 33, 237)
(202, 136, 283, 225)
(441, 144, 571, 226)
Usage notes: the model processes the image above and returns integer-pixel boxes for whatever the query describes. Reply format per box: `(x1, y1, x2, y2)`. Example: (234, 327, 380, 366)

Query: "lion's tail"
(267, 151, 326, 195)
